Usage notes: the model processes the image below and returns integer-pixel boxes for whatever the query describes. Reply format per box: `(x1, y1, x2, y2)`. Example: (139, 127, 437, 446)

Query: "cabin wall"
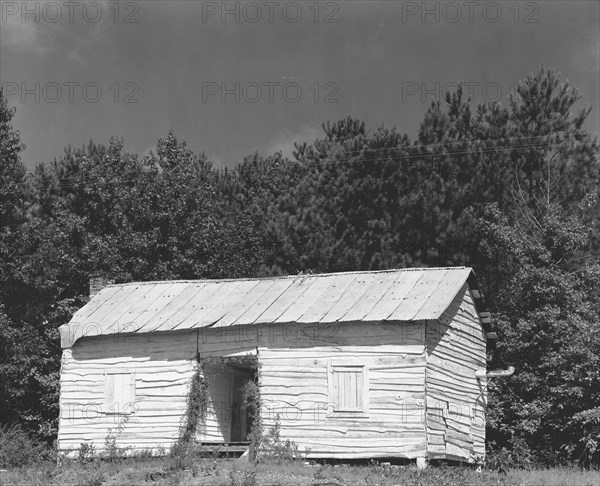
(58, 331, 197, 454)
(197, 321, 427, 459)
(425, 284, 487, 462)
(59, 320, 429, 459)
(260, 321, 427, 459)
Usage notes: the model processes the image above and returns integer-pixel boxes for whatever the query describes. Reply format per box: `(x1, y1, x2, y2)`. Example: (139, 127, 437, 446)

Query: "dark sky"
(1, 0, 598, 170)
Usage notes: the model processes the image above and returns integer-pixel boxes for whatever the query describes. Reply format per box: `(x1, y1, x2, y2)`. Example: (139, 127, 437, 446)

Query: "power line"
(23, 131, 599, 175)
(23, 135, 598, 190)
(25, 142, 598, 189)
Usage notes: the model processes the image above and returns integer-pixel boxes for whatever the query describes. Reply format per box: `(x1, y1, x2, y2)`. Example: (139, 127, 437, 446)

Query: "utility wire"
(23, 135, 599, 190)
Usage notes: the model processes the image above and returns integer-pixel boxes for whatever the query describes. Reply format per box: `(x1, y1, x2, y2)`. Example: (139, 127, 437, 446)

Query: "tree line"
(1, 67, 599, 465)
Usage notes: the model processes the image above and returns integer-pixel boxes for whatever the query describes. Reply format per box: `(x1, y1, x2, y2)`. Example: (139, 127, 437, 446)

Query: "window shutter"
(104, 372, 136, 414)
(329, 363, 368, 414)
(104, 373, 115, 413)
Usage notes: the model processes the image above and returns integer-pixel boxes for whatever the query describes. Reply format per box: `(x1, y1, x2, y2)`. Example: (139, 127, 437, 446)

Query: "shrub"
(568, 407, 600, 469)
(78, 442, 95, 462)
(227, 463, 258, 486)
(259, 415, 300, 463)
(0, 423, 51, 467)
(103, 414, 131, 460)
(486, 436, 535, 472)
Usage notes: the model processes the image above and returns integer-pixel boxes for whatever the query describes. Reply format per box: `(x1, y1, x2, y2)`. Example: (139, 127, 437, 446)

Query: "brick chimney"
(89, 276, 114, 298)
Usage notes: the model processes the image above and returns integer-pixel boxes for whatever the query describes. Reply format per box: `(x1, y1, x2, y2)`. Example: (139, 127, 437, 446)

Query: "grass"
(2, 425, 600, 485)
(1, 457, 600, 486)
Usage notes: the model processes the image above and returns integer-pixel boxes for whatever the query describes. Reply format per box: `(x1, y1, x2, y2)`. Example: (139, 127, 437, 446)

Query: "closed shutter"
(329, 364, 368, 414)
(104, 372, 135, 414)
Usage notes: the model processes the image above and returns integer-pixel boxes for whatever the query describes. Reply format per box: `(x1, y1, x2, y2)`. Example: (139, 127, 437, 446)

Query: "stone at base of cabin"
(238, 449, 249, 462)
(416, 457, 427, 469)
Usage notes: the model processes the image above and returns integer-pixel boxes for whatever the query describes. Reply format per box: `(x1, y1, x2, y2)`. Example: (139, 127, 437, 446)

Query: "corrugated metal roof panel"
(256, 277, 311, 324)
(106, 284, 160, 332)
(296, 273, 356, 324)
(133, 283, 188, 333)
(168, 282, 224, 329)
(388, 267, 470, 321)
(71, 285, 121, 323)
(366, 270, 424, 321)
(235, 279, 295, 325)
(416, 268, 472, 320)
(89, 285, 142, 331)
(144, 282, 202, 333)
(319, 273, 376, 322)
(122, 283, 179, 333)
(212, 279, 265, 328)
(59, 267, 478, 347)
(388, 268, 447, 321)
(342, 272, 399, 322)
(194, 280, 248, 326)
(276, 275, 333, 323)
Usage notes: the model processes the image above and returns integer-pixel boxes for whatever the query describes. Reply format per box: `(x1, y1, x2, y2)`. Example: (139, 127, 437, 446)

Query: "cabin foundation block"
(416, 457, 427, 469)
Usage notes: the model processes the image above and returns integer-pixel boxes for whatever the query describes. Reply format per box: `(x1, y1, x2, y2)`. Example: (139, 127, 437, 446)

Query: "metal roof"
(59, 267, 478, 348)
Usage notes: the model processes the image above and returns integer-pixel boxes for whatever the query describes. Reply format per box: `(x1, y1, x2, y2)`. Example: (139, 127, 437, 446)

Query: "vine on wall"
(178, 362, 209, 447)
(241, 379, 262, 461)
(176, 355, 260, 453)
(174, 354, 306, 464)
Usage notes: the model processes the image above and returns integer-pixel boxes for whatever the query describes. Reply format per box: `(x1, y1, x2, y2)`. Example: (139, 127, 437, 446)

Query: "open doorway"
(197, 356, 259, 445)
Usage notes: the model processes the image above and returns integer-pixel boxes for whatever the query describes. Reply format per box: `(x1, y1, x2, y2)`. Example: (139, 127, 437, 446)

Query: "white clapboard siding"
(57, 331, 197, 453)
(59, 320, 429, 458)
(193, 321, 427, 459)
(425, 283, 487, 461)
(255, 321, 428, 459)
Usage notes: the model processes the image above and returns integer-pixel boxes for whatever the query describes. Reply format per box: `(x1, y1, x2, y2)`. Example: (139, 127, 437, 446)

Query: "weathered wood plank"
(425, 284, 487, 462)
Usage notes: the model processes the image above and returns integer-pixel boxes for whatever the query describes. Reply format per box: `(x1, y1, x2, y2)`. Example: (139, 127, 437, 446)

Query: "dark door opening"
(230, 369, 254, 442)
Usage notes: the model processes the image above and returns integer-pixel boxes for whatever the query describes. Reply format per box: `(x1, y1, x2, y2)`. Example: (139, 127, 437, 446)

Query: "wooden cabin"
(57, 267, 493, 465)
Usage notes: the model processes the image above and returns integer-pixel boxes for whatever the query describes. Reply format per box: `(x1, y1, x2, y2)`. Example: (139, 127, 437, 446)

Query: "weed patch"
(0, 424, 52, 467)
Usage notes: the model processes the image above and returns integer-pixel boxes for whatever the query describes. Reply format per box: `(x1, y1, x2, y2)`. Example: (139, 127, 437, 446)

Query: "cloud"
(64, 1, 117, 66)
(266, 124, 323, 160)
(0, 3, 47, 54)
(0, 1, 116, 62)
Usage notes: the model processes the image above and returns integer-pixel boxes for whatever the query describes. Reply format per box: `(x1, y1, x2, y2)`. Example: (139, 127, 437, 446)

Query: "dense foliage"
(0, 67, 598, 466)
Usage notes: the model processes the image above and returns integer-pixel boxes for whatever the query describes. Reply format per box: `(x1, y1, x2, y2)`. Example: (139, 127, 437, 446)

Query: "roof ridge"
(60, 266, 479, 348)
(106, 266, 472, 287)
